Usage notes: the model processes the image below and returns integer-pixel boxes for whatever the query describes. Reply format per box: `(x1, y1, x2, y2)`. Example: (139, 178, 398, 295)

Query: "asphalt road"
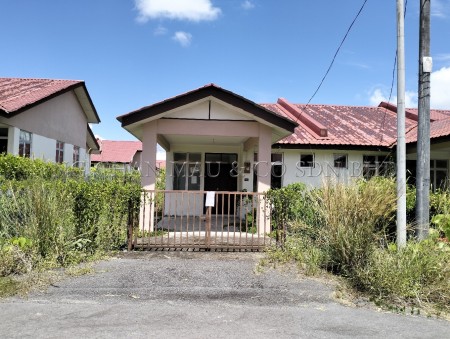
(0, 251, 449, 339)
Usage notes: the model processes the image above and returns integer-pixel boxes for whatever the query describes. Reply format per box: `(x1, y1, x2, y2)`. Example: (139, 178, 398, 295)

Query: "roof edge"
(117, 84, 298, 133)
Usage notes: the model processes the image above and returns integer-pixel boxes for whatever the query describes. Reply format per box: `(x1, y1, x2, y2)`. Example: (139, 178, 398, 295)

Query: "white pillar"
(140, 121, 158, 232)
(7, 126, 19, 155)
(257, 124, 272, 235)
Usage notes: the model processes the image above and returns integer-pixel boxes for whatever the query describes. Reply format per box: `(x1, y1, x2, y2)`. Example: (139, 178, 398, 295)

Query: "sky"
(1, 0, 450, 148)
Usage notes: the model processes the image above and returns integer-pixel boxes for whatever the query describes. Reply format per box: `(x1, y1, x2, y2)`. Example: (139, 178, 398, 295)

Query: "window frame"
(431, 159, 448, 190)
(56, 140, 65, 163)
(0, 127, 8, 154)
(173, 152, 201, 191)
(363, 154, 395, 179)
(271, 153, 284, 189)
(19, 130, 32, 158)
(333, 153, 348, 169)
(73, 146, 80, 167)
(299, 153, 315, 168)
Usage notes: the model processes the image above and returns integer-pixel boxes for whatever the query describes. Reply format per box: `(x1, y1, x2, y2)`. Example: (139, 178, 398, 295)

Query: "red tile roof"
(406, 108, 450, 121)
(262, 101, 450, 148)
(405, 118, 450, 144)
(0, 77, 83, 114)
(91, 140, 142, 163)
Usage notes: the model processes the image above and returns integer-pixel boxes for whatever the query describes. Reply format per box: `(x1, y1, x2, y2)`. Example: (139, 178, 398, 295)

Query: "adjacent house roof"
(262, 100, 450, 149)
(91, 140, 142, 164)
(0, 77, 100, 123)
(405, 118, 450, 144)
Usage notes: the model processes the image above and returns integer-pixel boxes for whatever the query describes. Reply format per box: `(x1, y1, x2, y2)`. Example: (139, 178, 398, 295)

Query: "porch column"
(140, 121, 158, 232)
(257, 124, 272, 235)
(7, 126, 19, 155)
(142, 121, 157, 189)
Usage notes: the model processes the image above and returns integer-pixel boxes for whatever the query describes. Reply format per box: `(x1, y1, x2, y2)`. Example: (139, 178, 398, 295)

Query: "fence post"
(127, 199, 134, 251)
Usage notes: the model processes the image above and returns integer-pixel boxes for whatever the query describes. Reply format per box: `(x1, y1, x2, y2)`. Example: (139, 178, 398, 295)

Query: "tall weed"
(313, 178, 397, 277)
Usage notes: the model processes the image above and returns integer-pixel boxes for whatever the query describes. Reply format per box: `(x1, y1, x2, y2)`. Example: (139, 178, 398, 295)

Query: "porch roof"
(117, 84, 298, 138)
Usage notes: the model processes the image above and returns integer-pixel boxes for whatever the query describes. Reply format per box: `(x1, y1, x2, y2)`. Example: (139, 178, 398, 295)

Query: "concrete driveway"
(0, 251, 448, 338)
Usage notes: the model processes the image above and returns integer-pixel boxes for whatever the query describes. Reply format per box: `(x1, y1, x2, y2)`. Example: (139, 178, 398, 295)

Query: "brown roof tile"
(0, 78, 83, 114)
(91, 140, 142, 164)
(262, 103, 419, 148)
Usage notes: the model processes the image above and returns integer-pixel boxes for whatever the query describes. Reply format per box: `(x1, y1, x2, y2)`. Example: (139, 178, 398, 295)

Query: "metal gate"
(128, 190, 274, 250)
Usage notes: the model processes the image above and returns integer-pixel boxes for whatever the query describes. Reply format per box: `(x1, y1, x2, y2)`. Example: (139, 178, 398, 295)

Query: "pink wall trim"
(157, 120, 259, 138)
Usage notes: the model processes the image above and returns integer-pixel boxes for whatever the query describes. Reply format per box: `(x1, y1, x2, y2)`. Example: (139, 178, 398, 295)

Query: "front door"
(204, 153, 238, 213)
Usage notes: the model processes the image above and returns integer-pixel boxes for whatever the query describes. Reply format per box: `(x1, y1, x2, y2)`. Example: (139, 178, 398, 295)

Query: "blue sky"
(1, 0, 450, 144)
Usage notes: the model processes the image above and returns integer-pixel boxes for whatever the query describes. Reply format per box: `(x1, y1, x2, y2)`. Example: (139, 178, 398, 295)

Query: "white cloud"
(368, 88, 417, 108)
(431, 66, 450, 109)
(369, 88, 386, 106)
(135, 0, 221, 22)
(172, 31, 192, 47)
(154, 24, 168, 35)
(241, 1, 255, 10)
(368, 66, 450, 110)
(431, 0, 449, 18)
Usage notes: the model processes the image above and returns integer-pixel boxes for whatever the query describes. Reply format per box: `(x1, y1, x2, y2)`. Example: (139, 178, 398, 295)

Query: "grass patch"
(0, 277, 20, 298)
(265, 178, 450, 318)
(0, 155, 144, 295)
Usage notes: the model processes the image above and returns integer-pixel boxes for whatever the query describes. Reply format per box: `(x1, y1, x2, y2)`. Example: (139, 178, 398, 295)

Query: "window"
(333, 154, 347, 168)
(299, 153, 314, 168)
(19, 130, 32, 157)
(173, 153, 201, 190)
(0, 128, 7, 154)
(271, 153, 283, 189)
(363, 155, 393, 179)
(56, 141, 64, 163)
(73, 146, 80, 167)
(406, 159, 448, 191)
(431, 160, 448, 190)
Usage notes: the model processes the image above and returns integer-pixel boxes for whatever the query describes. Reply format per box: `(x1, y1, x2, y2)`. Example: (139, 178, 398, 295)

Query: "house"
(117, 84, 450, 239)
(91, 139, 143, 171)
(0, 77, 100, 167)
(117, 83, 450, 193)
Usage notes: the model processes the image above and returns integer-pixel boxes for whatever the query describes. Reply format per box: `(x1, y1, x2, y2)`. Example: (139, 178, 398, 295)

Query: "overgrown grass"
(0, 155, 143, 297)
(358, 239, 450, 313)
(266, 177, 450, 316)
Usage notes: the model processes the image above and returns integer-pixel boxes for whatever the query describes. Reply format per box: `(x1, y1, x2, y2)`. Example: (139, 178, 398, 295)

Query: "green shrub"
(357, 239, 450, 312)
(0, 155, 142, 272)
(266, 183, 320, 242)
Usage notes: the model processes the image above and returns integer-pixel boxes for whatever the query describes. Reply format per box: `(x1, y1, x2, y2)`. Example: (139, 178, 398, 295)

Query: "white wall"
(280, 149, 391, 188)
(5, 126, 87, 167)
(32, 134, 57, 161)
(0, 91, 87, 148)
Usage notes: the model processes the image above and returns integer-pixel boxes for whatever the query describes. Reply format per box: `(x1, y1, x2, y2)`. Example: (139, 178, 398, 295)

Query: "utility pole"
(416, 0, 431, 240)
(396, 0, 407, 247)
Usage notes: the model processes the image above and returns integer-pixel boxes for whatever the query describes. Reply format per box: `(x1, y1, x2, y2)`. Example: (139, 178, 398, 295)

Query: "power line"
(379, 0, 408, 142)
(305, 0, 369, 106)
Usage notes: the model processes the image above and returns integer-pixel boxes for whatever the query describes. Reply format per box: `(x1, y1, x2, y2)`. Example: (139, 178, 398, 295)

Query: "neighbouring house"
(0, 77, 100, 168)
(91, 139, 143, 171)
(117, 84, 450, 236)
